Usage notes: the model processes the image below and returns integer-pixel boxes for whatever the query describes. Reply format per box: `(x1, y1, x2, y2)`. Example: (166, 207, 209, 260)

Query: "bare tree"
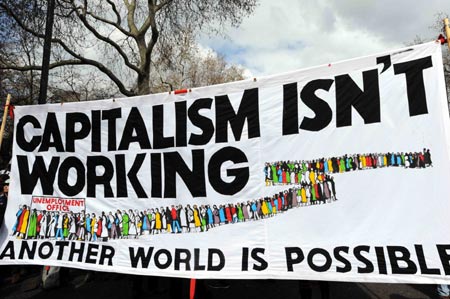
(410, 13, 450, 104)
(0, 2, 45, 104)
(0, 0, 258, 98)
(434, 13, 450, 102)
(150, 29, 246, 93)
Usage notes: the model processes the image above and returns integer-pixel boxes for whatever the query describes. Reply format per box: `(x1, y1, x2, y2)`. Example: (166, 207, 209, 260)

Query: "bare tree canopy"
(410, 13, 450, 102)
(0, 0, 258, 97)
(431, 13, 450, 102)
(150, 28, 246, 93)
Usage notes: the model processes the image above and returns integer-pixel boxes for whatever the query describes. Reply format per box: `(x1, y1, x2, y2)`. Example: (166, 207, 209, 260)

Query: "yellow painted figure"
(327, 159, 333, 173)
(155, 212, 161, 230)
(301, 187, 307, 203)
(261, 200, 268, 216)
(309, 171, 316, 185)
(90, 217, 96, 235)
(193, 206, 201, 227)
(20, 208, 30, 234)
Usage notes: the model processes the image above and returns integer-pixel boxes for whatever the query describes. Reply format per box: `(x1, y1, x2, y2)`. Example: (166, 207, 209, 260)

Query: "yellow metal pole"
(445, 18, 450, 51)
(0, 94, 11, 150)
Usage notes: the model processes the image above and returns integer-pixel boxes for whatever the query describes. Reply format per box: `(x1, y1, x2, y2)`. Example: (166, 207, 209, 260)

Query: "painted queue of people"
(11, 172, 338, 242)
(12, 207, 88, 241)
(264, 149, 432, 186)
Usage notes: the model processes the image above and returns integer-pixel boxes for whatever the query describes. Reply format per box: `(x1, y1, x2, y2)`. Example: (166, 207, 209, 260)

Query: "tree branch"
(106, 0, 121, 24)
(139, 16, 151, 35)
(86, 12, 133, 37)
(124, 0, 139, 36)
(1, 2, 135, 97)
(155, 0, 173, 11)
(0, 59, 84, 71)
(143, 3, 159, 71)
(138, 0, 171, 35)
(74, 3, 142, 74)
(82, 0, 134, 38)
(0, 3, 44, 39)
(160, 78, 173, 91)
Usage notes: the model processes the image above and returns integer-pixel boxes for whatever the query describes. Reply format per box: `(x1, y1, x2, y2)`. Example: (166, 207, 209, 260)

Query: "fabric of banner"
(0, 41, 449, 284)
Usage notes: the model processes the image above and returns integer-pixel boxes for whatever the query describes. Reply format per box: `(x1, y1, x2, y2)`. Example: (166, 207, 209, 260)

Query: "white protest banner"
(1, 41, 450, 283)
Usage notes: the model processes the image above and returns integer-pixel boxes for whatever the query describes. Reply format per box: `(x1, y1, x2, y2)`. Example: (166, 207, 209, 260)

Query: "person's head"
(3, 179, 9, 194)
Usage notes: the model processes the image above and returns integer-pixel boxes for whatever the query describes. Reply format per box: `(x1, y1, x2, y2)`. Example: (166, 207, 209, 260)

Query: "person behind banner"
(437, 284, 450, 299)
(0, 178, 8, 228)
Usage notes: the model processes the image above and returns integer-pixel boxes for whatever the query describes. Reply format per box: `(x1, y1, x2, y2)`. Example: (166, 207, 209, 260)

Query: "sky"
(199, 0, 450, 77)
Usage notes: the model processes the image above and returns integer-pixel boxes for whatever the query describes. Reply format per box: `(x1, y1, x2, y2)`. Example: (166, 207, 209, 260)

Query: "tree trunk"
(137, 71, 151, 95)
